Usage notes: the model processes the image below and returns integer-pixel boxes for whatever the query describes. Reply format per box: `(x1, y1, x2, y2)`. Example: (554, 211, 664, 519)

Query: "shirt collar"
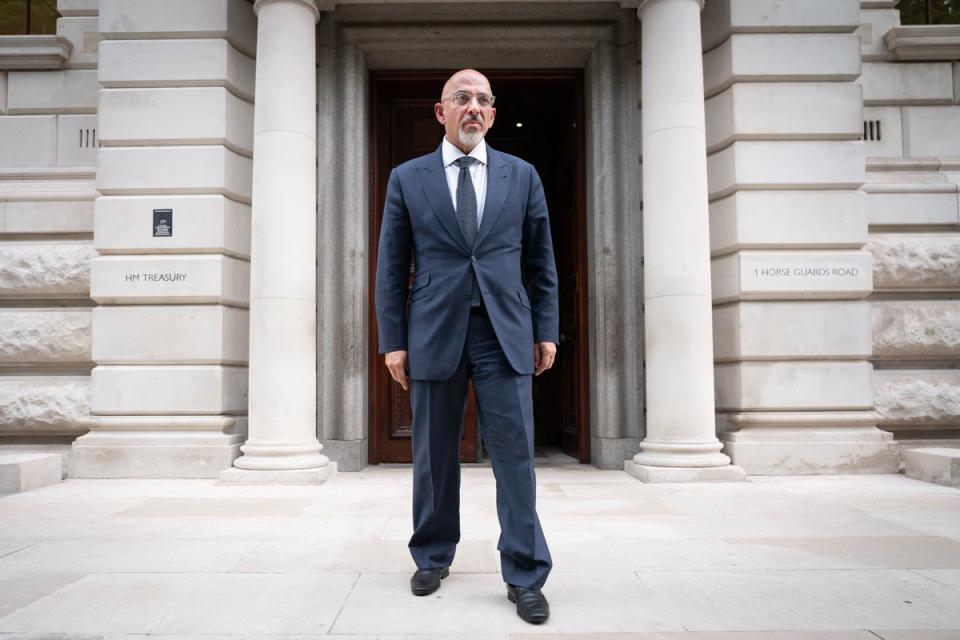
(442, 136, 487, 168)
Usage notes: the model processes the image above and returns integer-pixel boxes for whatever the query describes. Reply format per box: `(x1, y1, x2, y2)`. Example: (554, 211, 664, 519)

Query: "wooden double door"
(368, 71, 589, 464)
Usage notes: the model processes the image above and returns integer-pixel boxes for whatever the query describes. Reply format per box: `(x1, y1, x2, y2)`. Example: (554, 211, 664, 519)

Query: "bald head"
(440, 69, 491, 102)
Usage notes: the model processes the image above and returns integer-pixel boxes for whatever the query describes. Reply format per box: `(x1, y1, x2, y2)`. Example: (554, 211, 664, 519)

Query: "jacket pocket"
(409, 272, 431, 302)
(517, 287, 531, 310)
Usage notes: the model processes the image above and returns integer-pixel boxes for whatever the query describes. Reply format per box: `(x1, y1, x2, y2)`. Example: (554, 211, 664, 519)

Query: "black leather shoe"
(506, 583, 550, 624)
(410, 566, 449, 596)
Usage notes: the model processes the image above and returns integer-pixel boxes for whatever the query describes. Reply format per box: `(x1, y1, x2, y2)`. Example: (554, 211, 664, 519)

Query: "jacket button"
(471, 255, 477, 262)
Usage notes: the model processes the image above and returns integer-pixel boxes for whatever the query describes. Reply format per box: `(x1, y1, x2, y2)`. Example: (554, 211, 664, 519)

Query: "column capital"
(254, 0, 321, 21)
(637, 0, 704, 18)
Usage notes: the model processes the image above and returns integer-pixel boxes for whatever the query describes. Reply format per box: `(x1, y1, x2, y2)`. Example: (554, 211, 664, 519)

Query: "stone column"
(221, 0, 333, 483)
(626, 0, 744, 482)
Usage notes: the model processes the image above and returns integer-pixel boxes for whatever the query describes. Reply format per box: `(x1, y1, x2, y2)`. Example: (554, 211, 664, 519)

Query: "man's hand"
(385, 350, 409, 391)
(533, 341, 556, 376)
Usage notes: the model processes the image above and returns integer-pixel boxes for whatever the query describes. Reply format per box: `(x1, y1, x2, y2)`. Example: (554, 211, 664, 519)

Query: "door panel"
(368, 71, 589, 464)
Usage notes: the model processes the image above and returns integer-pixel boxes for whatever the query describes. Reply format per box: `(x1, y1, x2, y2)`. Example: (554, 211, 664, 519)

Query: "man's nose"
(466, 98, 481, 113)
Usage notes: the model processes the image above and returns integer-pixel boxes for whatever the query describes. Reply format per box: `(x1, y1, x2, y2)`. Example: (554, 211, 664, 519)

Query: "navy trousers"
(408, 304, 553, 589)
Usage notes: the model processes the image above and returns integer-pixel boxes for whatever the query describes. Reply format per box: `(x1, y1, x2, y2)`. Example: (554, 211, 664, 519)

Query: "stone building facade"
(0, 0, 957, 480)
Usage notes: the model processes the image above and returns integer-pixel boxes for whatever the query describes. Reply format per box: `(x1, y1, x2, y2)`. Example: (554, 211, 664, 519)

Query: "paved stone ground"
(1, 449, 959, 639)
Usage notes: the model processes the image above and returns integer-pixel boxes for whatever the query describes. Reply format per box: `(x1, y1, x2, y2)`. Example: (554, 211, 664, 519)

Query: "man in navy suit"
(375, 69, 558, 624)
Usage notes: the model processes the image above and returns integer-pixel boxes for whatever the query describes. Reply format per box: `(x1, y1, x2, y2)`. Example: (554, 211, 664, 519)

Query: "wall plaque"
(712, 251, 874, 303)
(153, 209, 173, 237)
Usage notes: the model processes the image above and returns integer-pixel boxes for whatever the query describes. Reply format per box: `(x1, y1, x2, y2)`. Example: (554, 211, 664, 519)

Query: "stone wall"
(69, 0, 256, 478)
(860, 1, 960, 456)
(0, 0, 101, 475)
(702, 0, 899, 474)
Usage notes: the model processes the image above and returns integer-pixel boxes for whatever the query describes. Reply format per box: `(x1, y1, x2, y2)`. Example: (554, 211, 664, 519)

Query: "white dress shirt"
(442, 136, 488, 228)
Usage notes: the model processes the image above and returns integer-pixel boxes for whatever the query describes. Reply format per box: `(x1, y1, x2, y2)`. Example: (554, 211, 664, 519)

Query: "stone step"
(0, 453, 62, 495)
(903, 447, 960, 489)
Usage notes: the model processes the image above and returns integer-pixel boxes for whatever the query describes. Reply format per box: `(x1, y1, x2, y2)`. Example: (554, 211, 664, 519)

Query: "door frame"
(314, 6, 645, 471)
(366, 69, 591, 465)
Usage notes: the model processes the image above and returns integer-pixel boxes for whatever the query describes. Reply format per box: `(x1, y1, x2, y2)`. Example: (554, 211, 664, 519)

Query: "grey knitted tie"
(455, 156, 481, 306)
(455, 157, 478, 245)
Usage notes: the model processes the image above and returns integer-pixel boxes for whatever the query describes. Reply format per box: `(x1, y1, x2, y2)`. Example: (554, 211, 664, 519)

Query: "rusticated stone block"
(0, 376, 92, 435)
(859, 62, 954, 106)
(873, 301, 960, 359)
(98, 0, 257, 57)
(868, 235, 960, 291)
(0, 243, 96, 298)
(874, 370, 960, 426)
(0, 309, 91, 364)
(6, 70, 98, 114)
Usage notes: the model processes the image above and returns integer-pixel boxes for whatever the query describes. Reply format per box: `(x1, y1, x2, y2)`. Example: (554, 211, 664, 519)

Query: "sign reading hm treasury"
(124, 273, 188, 282)
(90, 256, 249, 308)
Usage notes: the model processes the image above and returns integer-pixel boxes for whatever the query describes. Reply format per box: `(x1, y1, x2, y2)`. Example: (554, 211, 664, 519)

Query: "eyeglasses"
(444, 91, 496, 108)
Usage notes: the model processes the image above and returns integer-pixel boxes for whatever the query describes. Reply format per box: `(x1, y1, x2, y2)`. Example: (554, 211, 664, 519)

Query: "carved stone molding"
(637, 0, 704, 17)
(0, 35, 72, 70)
(253, 0, 320, 20)
(884, 25, 960, 61)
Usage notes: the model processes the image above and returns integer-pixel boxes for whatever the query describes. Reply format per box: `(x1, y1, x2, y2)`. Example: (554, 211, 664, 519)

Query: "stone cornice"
(0, 35, 72, 70)
(883, 24, 960, 60)
(253, 0, 321, 19)
(0, 167, 96, 181)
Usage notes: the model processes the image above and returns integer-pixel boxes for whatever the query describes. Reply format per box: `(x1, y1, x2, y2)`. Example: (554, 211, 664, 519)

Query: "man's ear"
(434, 102, 446, 124)
(487, 107, 496, 129)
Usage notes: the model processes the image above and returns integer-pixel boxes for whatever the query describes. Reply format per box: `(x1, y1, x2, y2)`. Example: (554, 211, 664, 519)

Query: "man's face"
(435, 71, 497, 152)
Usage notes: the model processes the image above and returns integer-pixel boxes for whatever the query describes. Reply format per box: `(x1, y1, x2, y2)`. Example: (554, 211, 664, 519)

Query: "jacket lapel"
(475, 146, 511, 250)
(417, 145, 469, 254)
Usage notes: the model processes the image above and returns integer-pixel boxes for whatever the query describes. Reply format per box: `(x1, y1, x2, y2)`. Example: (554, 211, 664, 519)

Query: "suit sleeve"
(375, 168, 413, 353)
(522, 166, 560, 345)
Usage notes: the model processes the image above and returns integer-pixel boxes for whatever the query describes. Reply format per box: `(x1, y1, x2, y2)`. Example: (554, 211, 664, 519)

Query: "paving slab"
(867, 509, 960, 541)
(0, 539, 263, 574)
(0, 572, 84, 619)
(0, 461, 958, 637)
(0, 572, 357, 635)
(910, 569, 960, 588)
(10, 514, 391, 542)
(511, 634, 878, 640)
(233, 539, 498, 574)
(871, 632, 960, 639)
(330, 572, 686, 635)
(112, 497, 316, 517)
(638, 568, 960, 631)
(0, 540, 34, 558)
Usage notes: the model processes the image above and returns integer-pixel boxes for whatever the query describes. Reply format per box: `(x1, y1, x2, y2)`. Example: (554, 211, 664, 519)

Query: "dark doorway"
(368, 70, 590, 465)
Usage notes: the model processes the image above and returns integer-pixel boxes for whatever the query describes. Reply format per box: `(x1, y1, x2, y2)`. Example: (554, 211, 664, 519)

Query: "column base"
(231, 439, 331, 471)
(625, 459, 746, 482)
(219, 462, 336, 485)
(632, 439, 733, 467)
(719, 411, 900, 475)
(69, 416, 246, 479)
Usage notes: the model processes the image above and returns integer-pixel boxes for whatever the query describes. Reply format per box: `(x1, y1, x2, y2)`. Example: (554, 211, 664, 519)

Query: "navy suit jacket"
(375, 143, 560, 381)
